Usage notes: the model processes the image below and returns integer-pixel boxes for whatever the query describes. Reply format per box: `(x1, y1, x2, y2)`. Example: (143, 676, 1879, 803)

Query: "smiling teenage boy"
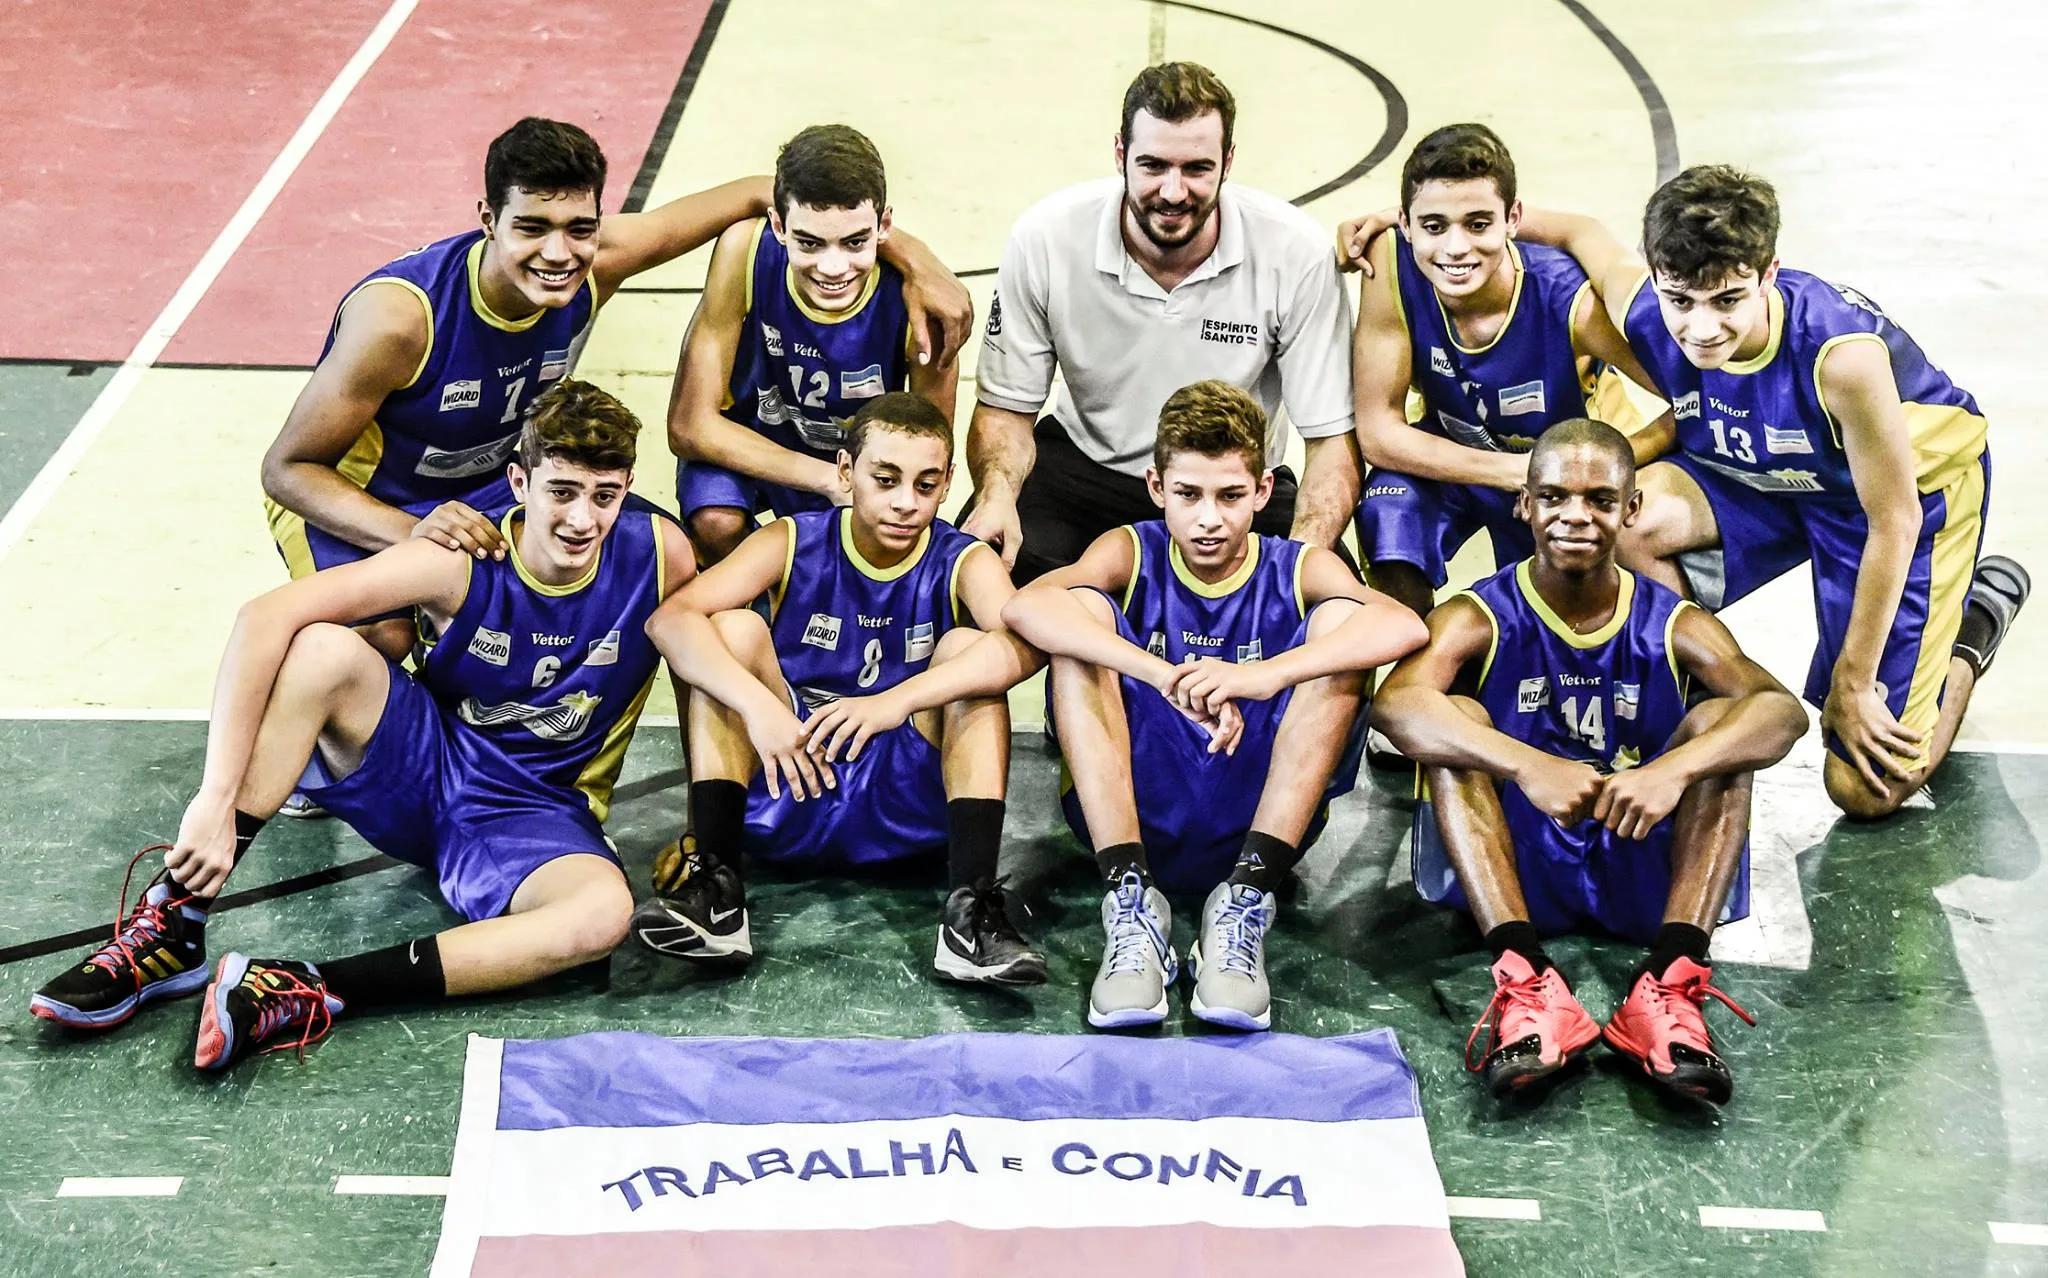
(32, 382, 696, 1069)
(1004, 381, 1426, 1032)
(668, 125, 962, 565)
(633, 392, 1047, 986)
(1509, 166, 2026, 820)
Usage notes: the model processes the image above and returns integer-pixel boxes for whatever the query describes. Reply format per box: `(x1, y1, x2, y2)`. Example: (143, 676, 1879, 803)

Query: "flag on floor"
(431, 1029, 1464, 1277)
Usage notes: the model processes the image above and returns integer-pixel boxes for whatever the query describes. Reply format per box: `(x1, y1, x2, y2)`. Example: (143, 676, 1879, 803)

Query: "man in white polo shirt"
(963, 62, 1361, 582)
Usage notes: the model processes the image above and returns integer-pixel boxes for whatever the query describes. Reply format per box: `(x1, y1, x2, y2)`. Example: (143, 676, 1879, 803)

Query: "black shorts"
(991, 417, 1302, 584)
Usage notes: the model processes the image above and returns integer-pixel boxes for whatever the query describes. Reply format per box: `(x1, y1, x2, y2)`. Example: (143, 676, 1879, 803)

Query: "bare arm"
(655, 513, 699, 600)
(878, 227, 972, 369)
(1289, 433, 1363, 548)
(1567, 283, 1675, 465)
(961, 402, 1039, 568)
(260, 284, 464, 554)
(1654, 606, 1806, 783)
(1372, 596, 1560, 781)
(1512, 207, 1647, 332)
(592, 176, 773, 300)
(905, 330, 962, 424)
(1001, 529, 1171, 688)
(1351, 234, 1526, 490)
(1819, 335, 1929, 788)
(666, 222, 842, 499)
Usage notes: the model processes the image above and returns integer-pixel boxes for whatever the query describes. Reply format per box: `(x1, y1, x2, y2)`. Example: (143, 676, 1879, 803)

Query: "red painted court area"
(9, 0, 717, 367)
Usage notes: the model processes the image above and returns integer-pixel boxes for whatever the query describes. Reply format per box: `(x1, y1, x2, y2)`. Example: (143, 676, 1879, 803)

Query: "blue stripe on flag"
(495, 1030, 1420, 1130)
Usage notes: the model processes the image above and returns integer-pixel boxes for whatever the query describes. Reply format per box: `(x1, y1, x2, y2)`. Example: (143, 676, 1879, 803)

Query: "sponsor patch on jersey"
(1145, 631, 1166, 658)
(1429, 346, 1454, 378)
(1763, 424, 1814, 455)
(1236, 637, 1264, 663)
(1517, 676, 1549, 713)
(1498, 381, 1546, 417)
(585, 629, 621, 666)
(439, 379, 483, 412)
(539, 348, 570, 381)
(417, 433, 518, 479)
(1610, 744, 1642, 772)
(840, 364, 887, 399)
(763, 323, 785, 358)
(1437, 412, 1500, 452)
(803, 613, 843, 652)
(905, 621, 935, 663)
(1672, 391, 1701, 420)
(469, 627, 511, 667)
(458, 689, 603, 742)
(1614, 682, 1640, 720)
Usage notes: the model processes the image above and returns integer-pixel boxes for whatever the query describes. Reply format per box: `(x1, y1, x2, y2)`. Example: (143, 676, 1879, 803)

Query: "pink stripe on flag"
(470, 1221, 1464, 1277)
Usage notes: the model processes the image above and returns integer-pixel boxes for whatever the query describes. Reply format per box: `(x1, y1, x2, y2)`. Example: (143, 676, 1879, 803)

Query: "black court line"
(0, 854, 401, 969)
(1557, 0, 1680, 183)
(615, 4, 1407, 297)
(621, 0, 737, 215)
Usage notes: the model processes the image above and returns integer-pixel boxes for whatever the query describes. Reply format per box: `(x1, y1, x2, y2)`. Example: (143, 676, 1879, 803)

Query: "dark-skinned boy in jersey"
(1374, 420, 1806, 1104)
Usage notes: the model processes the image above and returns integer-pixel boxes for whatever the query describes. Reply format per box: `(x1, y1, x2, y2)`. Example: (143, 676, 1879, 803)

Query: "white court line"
(0, 0, 420, 568)
(0, 707, 208, 721)
(1446, 1196, 1542, 1221)
(335, 1174, 450, 1196)
(56, 1177, 183, 1198)
(1698, 1206, 1827, 1232)
(1990, 1221, 2048, 1246)
(1953, 739, 2048, 756)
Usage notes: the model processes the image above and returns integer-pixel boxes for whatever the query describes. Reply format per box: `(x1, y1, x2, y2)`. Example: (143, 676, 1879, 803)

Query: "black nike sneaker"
(630, 844, 752, 966)
(193, 954, 343, 1071)
(31, 860, 209, 1029)
(934, 881, 1047, 987)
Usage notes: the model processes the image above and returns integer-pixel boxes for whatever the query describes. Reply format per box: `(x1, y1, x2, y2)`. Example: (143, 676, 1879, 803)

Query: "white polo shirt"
(977, 176, 1355, 478)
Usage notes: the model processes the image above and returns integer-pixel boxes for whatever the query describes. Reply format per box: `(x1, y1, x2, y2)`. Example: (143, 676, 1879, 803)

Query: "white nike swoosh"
(709, 907, 741, 925)
(946, 926, 977, 953)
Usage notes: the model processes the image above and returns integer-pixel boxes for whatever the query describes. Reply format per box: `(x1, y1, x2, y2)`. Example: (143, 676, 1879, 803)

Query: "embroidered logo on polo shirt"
(1200, 319, 1263, 346)
(984, 294, 1003, 338)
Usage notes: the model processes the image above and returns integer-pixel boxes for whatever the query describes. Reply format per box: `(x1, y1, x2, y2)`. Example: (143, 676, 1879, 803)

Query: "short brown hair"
(1401, 123, 1516, 212)
(846, 391, 952, 462)
(774, 124, 887, 220)
(516, 379, 638, 473)
(1643, 164, 1779, 289)
(1154, 380, 1265, 474)
(1121, 62, 1235, 156)
(484, 117, 607, 215)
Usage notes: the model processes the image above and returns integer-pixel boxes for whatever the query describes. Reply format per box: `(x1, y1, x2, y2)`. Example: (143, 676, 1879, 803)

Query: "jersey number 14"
(1560, 694, 1606, 751)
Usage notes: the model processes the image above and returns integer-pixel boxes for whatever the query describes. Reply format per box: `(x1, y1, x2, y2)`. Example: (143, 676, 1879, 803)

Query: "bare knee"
(932, 625, 982, 663)
(282, 623, 383, 697)
(688, 507, 751, 565)
(709, 607, 773, 658)
(1823, 752, 1912, 821)
(357, 617, 416, 664)
(552, 875, 634, 966)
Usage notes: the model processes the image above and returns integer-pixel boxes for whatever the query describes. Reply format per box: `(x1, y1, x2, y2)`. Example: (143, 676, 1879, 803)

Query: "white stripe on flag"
(431, 1035, 505, 1278)
(1699, 1206, 1826, 1232)
(57, 1177, 183, 1198)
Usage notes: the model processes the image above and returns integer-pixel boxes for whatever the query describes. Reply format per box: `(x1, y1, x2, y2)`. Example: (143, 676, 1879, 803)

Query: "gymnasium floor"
(2, 0, 2044, 1273)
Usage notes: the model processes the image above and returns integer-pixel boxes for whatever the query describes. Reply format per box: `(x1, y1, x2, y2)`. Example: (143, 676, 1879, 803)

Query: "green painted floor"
(2, 722, 2044, 1276)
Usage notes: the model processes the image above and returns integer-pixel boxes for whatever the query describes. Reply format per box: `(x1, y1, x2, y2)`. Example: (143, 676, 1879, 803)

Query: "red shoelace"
(1638, 970, 1757, 1044)
(1465, 973, 1553, 1072)
(85, 844, 188, 990)
(244, 965, 337, 1062)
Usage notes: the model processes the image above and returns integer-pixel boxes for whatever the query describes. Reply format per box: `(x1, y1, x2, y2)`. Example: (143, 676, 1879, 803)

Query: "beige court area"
(5, 0, 2042, 746)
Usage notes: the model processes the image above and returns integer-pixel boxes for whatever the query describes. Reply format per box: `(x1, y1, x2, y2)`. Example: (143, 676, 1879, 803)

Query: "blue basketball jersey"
(1621, 268, 1986, 501)
(318, 231, 596, 507)
(769, 509, 986, 710)
(1461, 561, 1693, 773)
(419, 504, 666, 821)
(1120, 521, 1308, 667)
(1393, 233, 1597, 453)
(727, 221, 913, 459)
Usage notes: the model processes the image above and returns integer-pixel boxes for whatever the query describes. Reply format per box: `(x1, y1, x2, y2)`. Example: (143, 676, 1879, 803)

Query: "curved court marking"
(0, 0, 418, 571)
(1555, 0, 1679, 183)
(621, 0, 737, 214)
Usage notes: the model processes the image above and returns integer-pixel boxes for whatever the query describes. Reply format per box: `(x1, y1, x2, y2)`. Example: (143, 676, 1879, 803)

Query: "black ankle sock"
(318, 936, 446, 1013)
(946, 798, 1006, 891)
(1483, 920, 1551, 972)
(1954, 600, 1998, 674)
(1643, 922, 1711, 979)
(163, 811, 268, 919)
(1094, 842, 1150, 886)
(689, 780, 748, 873)
(1226, 830, 1299, 894)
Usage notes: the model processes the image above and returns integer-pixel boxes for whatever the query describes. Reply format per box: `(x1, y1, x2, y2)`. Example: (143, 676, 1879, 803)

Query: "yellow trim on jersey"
(265, 500, 319, 579)
(840, 509, 931, 581)
(1169, 534, 1260, 599)
(743, 219, 765, 316)
(466, 238, 548, 333)
(1515, 560, 1636, 649)
(577, 671, 657, 823)
(785, 256, 882, 326)
(1810, 331, 1990, 493)
(1454, 589, 1501, 689)
(1809, 331, 1886, 451)
(342, 278, 435, 389)
(1663, 599, 1698, 703)
(1120, 525, 1143, 611)
(1291, 544, 1308, 619)
(1619, 270, 1654, 326)
(769, 515, 798, 618)
(1586, 365, 1644, 434)
(948, 539, 995, 627)
(1898, 454, 1986, 754)
(1565, 279, 1594, 364)
(1437, 239, 1525, 356)
(1721, 285, 1784, 375)
(503, 507, 603, 596)
(335, 421, 386, 490)
(649, 512, 667, 599)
